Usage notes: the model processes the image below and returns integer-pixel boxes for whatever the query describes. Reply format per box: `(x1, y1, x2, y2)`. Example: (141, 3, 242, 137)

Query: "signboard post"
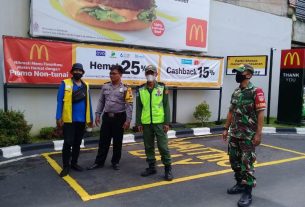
(277, 49, 305, 124)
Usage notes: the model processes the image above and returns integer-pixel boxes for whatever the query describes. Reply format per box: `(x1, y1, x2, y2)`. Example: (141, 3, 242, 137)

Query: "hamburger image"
(62, 0, 157, 31)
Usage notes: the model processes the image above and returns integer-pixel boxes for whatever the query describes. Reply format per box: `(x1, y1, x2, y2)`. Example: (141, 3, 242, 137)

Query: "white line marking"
(0, 154, 40, 166)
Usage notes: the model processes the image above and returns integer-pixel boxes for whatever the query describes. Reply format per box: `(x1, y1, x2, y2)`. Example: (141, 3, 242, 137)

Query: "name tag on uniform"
(119, 88, 124, 93)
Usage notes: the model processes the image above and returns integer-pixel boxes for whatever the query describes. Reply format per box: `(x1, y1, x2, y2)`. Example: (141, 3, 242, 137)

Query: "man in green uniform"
(136, 65, 173, 181)
(223, 64, 266, 207)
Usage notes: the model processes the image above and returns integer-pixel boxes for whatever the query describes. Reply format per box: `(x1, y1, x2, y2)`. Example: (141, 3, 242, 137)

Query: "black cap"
(71, 63, 85, 73)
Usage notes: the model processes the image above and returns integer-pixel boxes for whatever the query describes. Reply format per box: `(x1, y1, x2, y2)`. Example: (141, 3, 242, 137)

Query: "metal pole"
(216, 87, 222, 124)
(4, 84, 8, 112)
(267, 48, 274, 124)
(172, 88, 177, 123)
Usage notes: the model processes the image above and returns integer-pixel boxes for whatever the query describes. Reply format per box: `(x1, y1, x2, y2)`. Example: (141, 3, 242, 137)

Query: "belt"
(104, 112, 125, 118)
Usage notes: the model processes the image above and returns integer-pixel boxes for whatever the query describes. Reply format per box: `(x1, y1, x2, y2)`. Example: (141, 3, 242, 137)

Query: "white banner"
(160, 55, 223, 87)
(74, 45, 159, 85)
(30, 0, 210, 52)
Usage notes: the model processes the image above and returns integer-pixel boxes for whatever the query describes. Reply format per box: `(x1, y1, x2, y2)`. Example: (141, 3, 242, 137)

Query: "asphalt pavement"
(1, 133, 305, 207)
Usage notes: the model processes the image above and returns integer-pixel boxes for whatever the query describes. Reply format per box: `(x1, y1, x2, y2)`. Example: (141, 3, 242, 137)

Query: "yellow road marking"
(256, 156, 305, 167)
(90, 168, 233, 200)
(42, 153, 91, 201)
(261, 144, 305, 156)
(42, 135, 305, 202)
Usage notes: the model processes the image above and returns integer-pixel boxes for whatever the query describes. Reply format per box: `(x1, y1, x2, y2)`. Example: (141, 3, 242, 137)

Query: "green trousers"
(143, 124, 171, 166)
(228, 136, 256, 187)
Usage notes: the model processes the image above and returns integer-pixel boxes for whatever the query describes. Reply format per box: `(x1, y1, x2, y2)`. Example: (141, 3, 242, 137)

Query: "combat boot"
(141, 163, 157, 177)
(164, 165, 173, 181)
(227, 182, 245, 194)
(237, 186, 252, 207)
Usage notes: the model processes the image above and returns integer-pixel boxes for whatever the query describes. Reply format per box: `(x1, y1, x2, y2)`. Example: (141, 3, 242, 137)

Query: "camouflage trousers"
(228, 136, 256, 187)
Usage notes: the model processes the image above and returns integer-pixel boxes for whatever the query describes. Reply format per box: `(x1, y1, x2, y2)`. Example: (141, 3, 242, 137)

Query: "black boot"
(141, 163, 157, 177)
(71, 163, 84, 171)
(238, 186, 252, 207)
(227, 182, 245, 194)
(164, 165, 173, 181)
(59, 166, 70, 177)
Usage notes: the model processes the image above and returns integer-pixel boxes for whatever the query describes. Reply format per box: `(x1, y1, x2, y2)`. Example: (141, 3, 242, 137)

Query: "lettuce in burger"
(63, 0, 157, 31)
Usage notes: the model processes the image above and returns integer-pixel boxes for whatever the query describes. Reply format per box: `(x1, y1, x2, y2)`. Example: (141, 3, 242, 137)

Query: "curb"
(0, 126, 302, 159)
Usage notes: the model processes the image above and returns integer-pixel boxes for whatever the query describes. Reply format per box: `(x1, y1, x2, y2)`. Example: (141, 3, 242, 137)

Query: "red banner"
(3, 36, 72, 84)
(280, 49, 305, 69)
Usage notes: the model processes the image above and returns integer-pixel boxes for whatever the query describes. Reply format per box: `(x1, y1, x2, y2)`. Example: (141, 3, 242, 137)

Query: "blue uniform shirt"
(56, 80, 93, 122)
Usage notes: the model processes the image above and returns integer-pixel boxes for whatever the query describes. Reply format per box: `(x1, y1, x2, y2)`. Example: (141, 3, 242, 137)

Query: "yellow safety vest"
(62, 79, 91, 123)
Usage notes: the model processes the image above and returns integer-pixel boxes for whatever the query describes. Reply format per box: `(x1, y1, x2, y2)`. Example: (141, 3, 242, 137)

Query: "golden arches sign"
(283, 52, 300, 66)
(30, 44, 49, 61)
(189, 24, 204, 42)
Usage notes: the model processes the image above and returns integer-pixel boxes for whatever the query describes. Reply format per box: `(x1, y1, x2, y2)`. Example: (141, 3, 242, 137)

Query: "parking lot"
(1, 133, 305, 207)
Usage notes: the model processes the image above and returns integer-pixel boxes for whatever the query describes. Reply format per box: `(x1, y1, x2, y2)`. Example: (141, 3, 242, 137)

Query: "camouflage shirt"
(229, 82, 266, 140)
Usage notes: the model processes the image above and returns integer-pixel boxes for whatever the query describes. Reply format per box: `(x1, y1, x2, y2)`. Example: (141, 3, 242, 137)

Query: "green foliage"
(193, 102, 211, 127)
(39, 127, 63, 140)
(0, 110, 32, 147)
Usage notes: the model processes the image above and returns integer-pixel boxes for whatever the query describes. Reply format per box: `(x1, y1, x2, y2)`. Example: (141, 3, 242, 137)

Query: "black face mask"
(235, 72, 248, 83)
(73, 73, 83, 80)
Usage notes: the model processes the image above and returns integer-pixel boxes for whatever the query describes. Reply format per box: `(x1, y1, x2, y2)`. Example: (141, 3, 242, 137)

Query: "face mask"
(235, 72, 248, 83)
(73, 73, 83, 80)
(146, 74, 155, 82)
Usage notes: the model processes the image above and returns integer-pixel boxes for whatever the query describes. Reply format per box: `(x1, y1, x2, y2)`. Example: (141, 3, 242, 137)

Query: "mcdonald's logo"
(30, 44, 49, 61)
(189, 24, 204, 42)
(281, 49, 305, 69)
(186, 17, 207, 48)
(284, 52, 300, 66)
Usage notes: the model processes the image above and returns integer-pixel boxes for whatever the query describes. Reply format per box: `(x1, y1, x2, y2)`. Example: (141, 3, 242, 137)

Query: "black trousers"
(95, 112, 126, 165)
(62, 122, 86, 168)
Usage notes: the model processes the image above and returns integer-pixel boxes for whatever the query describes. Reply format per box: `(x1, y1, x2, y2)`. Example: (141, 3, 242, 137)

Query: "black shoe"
(227, 183, 245, 194)
(164, 165, 174, 181)
(59, 167, 69, 177)
(71, 163, 84, 172)
(141, 168, 157, 177)
(238, 186, 252, 207)
(87, 163, 104, 170)
(112, 163, 120, 170)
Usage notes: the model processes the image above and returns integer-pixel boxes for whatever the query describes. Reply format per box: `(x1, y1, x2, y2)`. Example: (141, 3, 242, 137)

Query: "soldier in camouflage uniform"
(223, 64, 266, 207)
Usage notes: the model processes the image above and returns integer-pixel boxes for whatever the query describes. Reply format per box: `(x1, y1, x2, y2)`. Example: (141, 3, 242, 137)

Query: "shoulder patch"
(254, 88, 266, 110)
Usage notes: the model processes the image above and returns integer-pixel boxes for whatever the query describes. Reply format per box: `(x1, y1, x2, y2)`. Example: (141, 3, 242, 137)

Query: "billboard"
(3, 36, 223, 87)
(30, 0, 210, 52)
